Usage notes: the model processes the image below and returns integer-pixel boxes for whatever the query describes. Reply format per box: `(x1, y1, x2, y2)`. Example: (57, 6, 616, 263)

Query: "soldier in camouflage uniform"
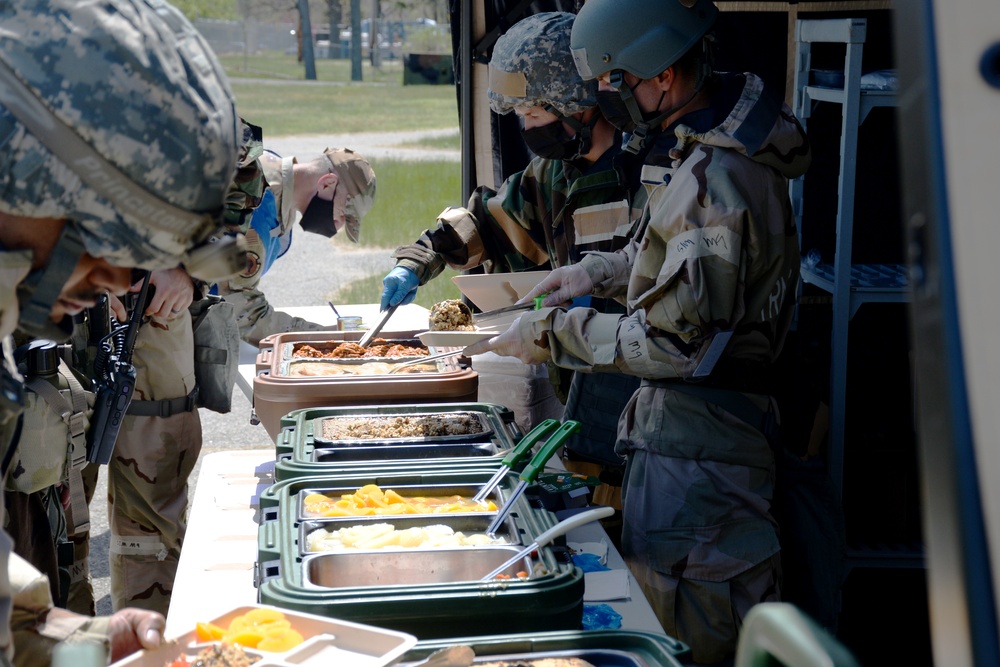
(0, 0, 241, 663)
(380, 13, 642, 503)
(80, 121, 266, 616)
(465, 0, 811, 662)
(214, 146, 377, 346)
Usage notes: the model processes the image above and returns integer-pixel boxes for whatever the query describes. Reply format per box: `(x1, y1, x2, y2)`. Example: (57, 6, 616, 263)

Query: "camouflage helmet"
(570, 0, 718, 81)
(488, 12, 597, 117)
(0, 0, 240, 280)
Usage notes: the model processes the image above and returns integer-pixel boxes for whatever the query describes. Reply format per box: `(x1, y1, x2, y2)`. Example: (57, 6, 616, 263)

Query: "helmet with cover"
(0, 0, 241, 282)
(488, 12, 597, 117)
(570, 0, 718, 81)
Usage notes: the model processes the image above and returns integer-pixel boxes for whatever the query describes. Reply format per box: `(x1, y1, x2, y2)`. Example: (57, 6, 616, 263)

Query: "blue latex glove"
(380, 266, 419, 311)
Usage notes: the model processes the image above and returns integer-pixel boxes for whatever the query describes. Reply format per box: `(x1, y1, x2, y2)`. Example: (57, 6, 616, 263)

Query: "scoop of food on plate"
(429, 299, 475, 331)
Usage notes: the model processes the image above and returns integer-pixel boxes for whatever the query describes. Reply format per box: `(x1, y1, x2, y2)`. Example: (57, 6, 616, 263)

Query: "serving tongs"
(358, 302, 399, 348)
(472, 419, 560, 503)
(485, 420, 581, 536)
(387, 349, 465, 374)
(480, 505, 615, 581)
(471, 294, 546, 324)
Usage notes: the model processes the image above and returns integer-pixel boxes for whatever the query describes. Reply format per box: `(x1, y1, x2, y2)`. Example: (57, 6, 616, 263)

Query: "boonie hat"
(299, 147, 376, 243)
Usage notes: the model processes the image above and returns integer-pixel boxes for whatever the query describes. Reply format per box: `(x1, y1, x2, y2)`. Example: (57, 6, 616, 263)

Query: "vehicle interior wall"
(894, 0, 1000, 664)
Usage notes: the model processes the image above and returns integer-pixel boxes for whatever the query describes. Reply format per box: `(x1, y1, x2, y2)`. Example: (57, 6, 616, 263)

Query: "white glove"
(462, 315, 548, 364)
(520, 264, 594, 308)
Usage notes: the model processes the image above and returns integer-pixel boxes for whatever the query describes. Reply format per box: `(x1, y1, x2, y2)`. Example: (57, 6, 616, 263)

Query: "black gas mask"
(520, 109, 598, 161)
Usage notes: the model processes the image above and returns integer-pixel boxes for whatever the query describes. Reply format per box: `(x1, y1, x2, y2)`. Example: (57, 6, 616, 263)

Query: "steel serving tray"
(301, 545, 535, 589)
(279, 357, 446, 378)
(396, 629, 690, 666)
(312, 410, 494, 445)
(294, 481, 507, 522)
(282, 338, 429, 362)
(300, 513, 521, 555)
(273, 403, 522, 478)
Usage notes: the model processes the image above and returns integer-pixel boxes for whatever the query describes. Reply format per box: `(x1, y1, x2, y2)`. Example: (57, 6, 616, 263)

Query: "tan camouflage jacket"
(516, 73, 809, 384)
(511, 72, 811, 583)
(214, 151, 335, 346)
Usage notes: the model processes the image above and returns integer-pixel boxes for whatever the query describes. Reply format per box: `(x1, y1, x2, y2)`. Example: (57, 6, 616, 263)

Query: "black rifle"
(85, 272, 151, 464)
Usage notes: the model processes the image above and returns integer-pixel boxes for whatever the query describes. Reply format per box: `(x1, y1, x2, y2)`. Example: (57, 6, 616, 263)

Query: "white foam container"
(111, 604, 417, 667)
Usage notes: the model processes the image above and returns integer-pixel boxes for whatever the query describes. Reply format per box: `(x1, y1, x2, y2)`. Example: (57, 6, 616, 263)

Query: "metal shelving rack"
(790, 17, 919, 568)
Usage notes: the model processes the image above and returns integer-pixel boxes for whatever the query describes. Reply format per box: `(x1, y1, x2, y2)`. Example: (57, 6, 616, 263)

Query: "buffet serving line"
(157, 303, 687, 666)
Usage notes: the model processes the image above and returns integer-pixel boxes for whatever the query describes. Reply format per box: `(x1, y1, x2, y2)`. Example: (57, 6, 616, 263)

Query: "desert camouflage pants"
(76, 312, 200, 615)
(620, 449, 781, 664)
(106, 409, 200, 614)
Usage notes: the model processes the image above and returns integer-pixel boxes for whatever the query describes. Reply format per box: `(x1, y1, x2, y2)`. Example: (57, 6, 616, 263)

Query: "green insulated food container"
(256, 470, 585, 639)
(272, 402, 523, 481)
(397, 629, 691, 665)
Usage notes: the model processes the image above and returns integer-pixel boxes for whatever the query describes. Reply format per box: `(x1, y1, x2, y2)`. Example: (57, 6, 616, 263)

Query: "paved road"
(88, 127, 458, 615)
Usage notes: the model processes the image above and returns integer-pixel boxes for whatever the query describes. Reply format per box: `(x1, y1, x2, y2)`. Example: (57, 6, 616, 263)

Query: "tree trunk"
(327, 0, 342, 60)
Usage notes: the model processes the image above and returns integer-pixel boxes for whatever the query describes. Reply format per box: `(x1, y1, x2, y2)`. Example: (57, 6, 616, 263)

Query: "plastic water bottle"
(52, 641, 107, 667)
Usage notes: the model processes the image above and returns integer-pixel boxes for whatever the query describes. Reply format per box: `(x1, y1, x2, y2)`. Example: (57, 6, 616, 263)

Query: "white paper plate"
(111, 604, 417, 667)
(416, 329, 496, 348)
(451, 271, 549, 312)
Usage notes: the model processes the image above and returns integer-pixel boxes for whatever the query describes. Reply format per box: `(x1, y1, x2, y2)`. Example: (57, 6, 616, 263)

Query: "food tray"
(301, 545, 535, 589)
(273, 403, 522, 479)
(396, 629, 690, 666)
(279, 357, 445, 378)
(293, 481, 508, 523)
(110, 604, 417, 667)
(313, 410, 493, 445)
(282, 338, 430, 362)
(310, 438, 498, 463)
(256, 471, 584, 639)
(300, 513, 520, 555)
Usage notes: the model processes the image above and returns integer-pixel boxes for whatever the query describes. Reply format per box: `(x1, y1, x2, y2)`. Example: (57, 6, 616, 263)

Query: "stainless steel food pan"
(312, 411, 494, 446)
(282, 339, 429, 362)
(301, 545, 533, 589)
(396, 648, 652, 667)
(295, 482, 506, 521)
(310, 441, 498, 463)
(299, 514, 521, 556)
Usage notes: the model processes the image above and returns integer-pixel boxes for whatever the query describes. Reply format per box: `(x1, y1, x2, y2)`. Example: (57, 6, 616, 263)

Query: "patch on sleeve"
(666, 226, 741, 268)
(574, 199, 630, 245)
(618, 313, 661, 376)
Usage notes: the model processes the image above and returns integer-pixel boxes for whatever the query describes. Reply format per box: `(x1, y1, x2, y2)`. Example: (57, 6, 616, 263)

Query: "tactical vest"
(10, 341, 93, 537)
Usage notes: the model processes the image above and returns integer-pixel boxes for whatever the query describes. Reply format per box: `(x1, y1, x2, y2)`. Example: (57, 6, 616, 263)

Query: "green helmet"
(488, 12, 597, 117)
(570, 0, 718, 81)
